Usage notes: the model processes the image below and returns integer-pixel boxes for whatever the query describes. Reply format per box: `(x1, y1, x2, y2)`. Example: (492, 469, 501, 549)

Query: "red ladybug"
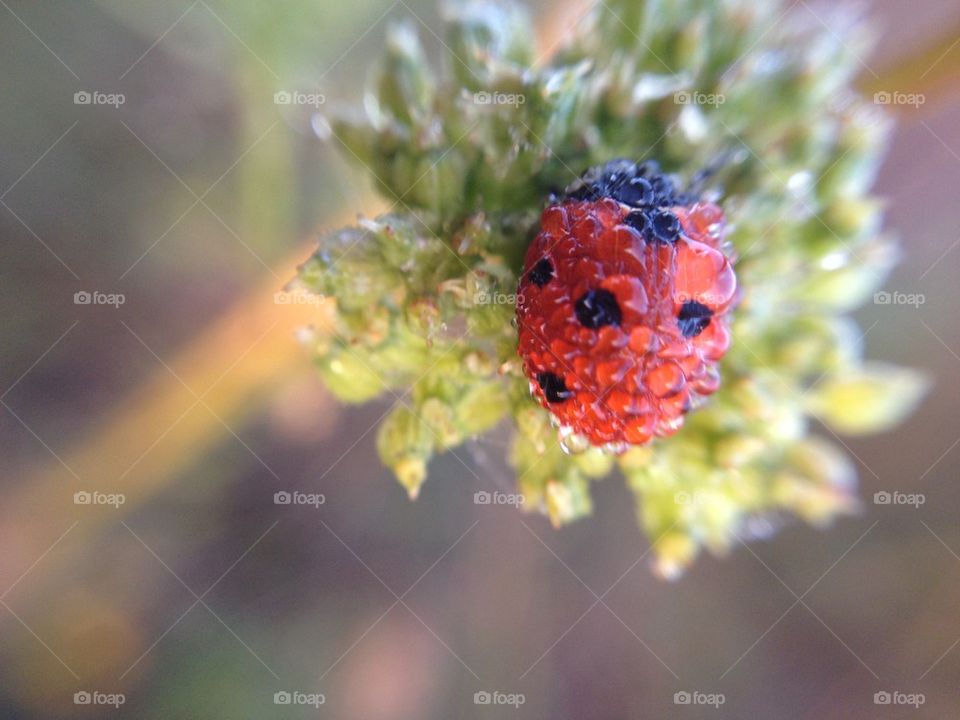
(516, 160, 738, 451)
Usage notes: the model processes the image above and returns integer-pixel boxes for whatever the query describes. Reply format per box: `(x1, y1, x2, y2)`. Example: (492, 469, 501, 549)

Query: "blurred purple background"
(1, 0, 959, 717)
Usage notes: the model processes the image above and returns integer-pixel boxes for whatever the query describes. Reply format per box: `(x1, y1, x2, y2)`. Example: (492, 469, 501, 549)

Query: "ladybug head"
(563, 159, 693, 210)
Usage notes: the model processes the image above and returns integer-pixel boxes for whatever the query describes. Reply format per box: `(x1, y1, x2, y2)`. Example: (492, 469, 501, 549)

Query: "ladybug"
(515, 159, 738, 451)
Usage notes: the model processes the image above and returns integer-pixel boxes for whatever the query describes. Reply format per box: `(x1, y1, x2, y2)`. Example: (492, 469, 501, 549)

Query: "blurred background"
(1, 0, 959, 717)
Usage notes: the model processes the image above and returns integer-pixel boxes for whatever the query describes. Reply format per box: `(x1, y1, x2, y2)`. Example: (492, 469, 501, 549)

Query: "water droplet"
(295, 326, 316, 345)
(655, 415, 684, 435)
(819, 251, 847, 270)
(653, 556, 684, 582)
(787, 170, 813, 195)
(557, 426, 591, 454)
(601, 441, 629, 456)
(743, 514, 782, 540)
(311, 114, 332, 141)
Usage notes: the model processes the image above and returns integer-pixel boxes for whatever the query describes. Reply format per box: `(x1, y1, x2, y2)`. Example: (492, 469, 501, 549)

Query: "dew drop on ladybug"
(515, 159, 738, 450)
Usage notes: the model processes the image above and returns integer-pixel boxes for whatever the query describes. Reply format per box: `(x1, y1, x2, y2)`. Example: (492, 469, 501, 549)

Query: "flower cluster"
(295, 0, 927, 576)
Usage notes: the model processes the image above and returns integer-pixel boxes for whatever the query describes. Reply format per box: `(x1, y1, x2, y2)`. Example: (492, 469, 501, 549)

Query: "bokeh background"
(2, 0, 959, 717)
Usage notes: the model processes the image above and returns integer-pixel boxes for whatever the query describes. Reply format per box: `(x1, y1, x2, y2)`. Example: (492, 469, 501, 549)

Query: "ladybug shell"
(516, 197, 737, 448)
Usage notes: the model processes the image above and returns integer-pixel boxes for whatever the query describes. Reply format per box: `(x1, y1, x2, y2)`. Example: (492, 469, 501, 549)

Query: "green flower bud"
(377, 21, 435, 126)
(377, 405, 435, 498)
(445, 0, 534, 86)
(805, 363, 930, 435)
(295, 0, 927, 577)
(453, 381, 509, 435)
(317, 350, 387, 403)
(651, 532, 700, 582)
(545, 473, 592, 528)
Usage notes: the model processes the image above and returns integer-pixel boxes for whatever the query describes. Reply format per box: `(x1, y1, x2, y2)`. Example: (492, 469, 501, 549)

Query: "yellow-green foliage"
(297, 0, 927, 576)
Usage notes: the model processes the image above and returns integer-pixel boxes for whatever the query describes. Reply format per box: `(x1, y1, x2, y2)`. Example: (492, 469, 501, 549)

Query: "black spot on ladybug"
(677, 300, 713, 337)
(528, 258, 553, 287)
(652, 211, 681, 242)
(624, 210, 651, 236)
(575, 288, 622, 328)
(537, 372, 572, 403)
